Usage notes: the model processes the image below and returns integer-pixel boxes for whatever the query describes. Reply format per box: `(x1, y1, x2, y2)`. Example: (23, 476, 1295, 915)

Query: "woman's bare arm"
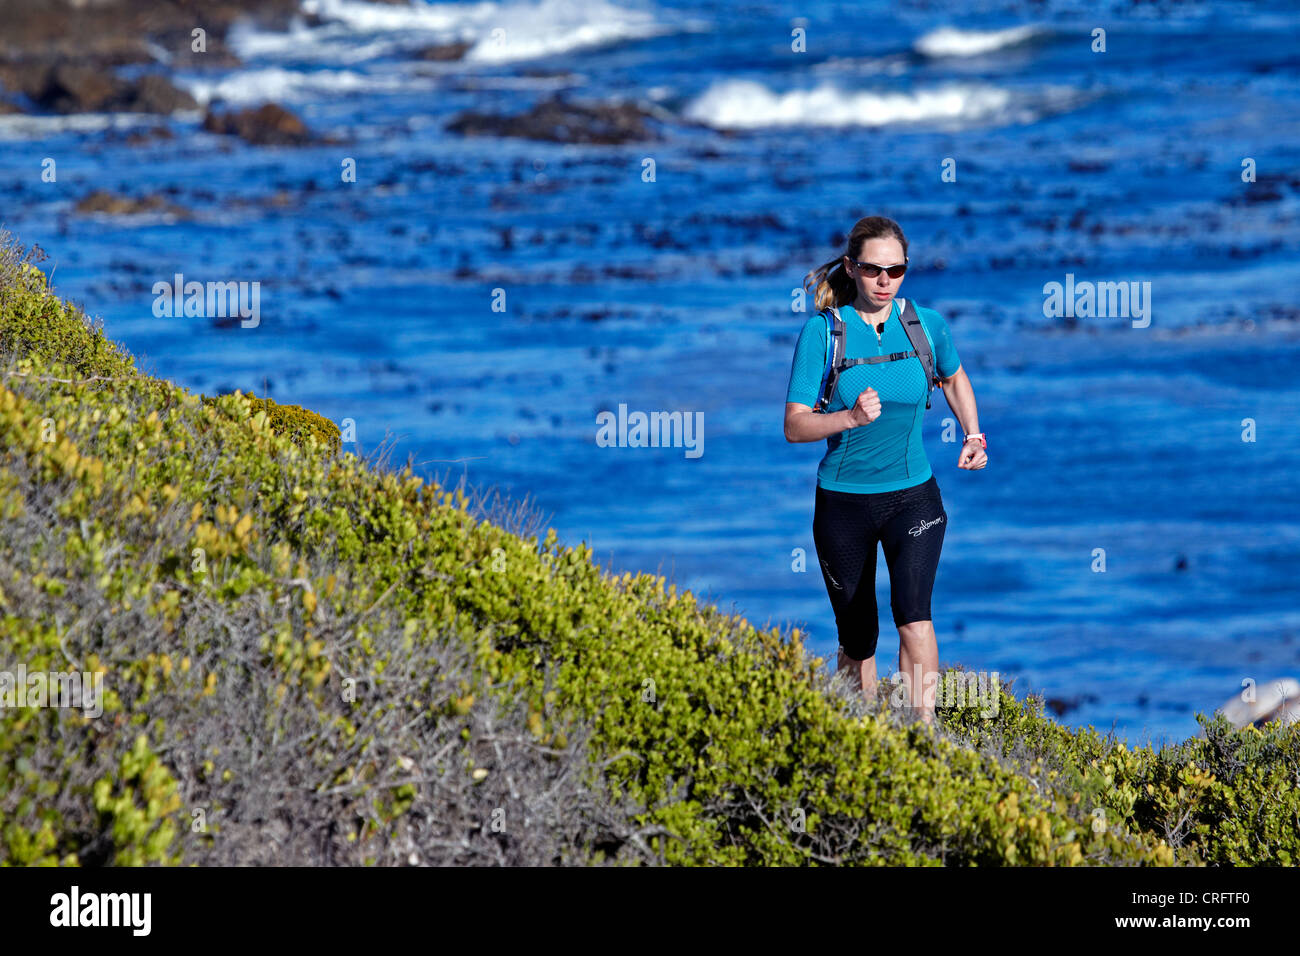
(937, 366, 980, 438)
(784, 390, 878, 442)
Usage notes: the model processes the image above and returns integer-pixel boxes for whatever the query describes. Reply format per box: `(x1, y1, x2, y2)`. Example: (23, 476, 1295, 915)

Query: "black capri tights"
(812, 474, 947, 661)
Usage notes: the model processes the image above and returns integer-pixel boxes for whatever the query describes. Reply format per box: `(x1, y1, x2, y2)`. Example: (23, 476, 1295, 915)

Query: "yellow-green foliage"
(0, 236, 1296, 866)
(0, 235, 337, 456)
(0, 257, 138, 381)
(941, 674, 1300, 866)
(91, 735, 184, 866)
(201, 392, 342, 456)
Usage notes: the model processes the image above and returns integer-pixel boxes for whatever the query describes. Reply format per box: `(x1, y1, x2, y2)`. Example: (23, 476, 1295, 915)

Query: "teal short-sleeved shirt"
(786, 298, 961, 493)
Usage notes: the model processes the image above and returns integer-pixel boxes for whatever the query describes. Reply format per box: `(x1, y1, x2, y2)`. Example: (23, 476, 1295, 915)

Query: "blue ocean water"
(2, 0, 1298, 749)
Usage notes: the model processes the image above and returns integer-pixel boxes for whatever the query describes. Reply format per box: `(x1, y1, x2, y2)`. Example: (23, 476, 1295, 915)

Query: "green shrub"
(201, 391, 342, 456)
(0, 235, 138, 382)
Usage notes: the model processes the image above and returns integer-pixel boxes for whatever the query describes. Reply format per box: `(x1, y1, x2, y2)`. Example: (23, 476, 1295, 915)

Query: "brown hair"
(803, 216, 909, 312)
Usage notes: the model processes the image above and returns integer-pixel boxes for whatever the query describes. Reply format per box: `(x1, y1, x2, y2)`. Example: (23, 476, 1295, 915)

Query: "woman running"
(784, 216, 987, 725)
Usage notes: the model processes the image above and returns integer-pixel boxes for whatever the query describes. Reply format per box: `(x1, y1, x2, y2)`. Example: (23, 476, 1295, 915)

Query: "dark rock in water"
(446, 95, 659, 145)
(17, 66, 198, 114)
(124, 74, 199, 114)
(202, 103, 312, 145)
(415, 42, 472, 61)
(1045, 692, 1099, 717)
(521, 68, 578, 79)
(0, 0, 298, 69)
(1225, 174, 1298, 206)
(0, 99, 23, 115)
(0, 28, 152, 78)
(74, 189, 189, 218)
(0, 0, 305, 113)
(27, 64, 121, 113)
(1045, 697, 1076, 717)
(120, 126, 177, 147)
(1238, 186, 1284, 204)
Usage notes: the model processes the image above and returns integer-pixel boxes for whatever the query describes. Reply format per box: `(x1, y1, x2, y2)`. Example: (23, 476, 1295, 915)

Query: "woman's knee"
(895, 617, 935, 647)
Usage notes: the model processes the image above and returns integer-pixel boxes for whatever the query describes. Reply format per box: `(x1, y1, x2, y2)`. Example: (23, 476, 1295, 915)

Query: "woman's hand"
(958, 437, 987, 470)
(847, 387, 882, 427)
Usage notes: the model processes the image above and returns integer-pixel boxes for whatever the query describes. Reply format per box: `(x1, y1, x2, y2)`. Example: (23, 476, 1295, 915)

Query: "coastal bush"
(200, 391, 342, 456)
(940, 674, 1300, 865)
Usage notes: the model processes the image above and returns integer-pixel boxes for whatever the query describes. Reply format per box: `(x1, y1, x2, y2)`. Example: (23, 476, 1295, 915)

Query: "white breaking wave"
(0, 112, 161, 141)
(461, 0, 669, 64)
(226, 18, 398, 65)
(224, 0, 675, 66)
(180, 66, 419, 106)
(681, 79, 1015, 130)
(913, 24, 1043, 58)
(301, 0, 490, 32)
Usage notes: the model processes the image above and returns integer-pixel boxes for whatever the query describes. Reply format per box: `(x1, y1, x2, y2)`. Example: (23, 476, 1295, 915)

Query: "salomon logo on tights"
(820, 558, 842, 590)
(909, 515, 944, 537)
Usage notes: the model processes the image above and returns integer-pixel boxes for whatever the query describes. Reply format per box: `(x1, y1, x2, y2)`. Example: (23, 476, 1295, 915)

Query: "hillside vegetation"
(0, 232, 1296, 866)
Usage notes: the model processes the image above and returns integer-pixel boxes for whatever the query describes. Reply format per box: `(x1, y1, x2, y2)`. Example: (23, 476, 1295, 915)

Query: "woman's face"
(844, 237, 907, 306)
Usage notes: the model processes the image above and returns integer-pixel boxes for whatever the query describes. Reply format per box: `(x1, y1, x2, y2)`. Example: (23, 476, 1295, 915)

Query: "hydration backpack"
(813, 298, 942, 412)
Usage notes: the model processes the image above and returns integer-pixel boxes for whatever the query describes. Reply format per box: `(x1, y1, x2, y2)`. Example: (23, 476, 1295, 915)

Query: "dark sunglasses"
(847, 258, 908, 279)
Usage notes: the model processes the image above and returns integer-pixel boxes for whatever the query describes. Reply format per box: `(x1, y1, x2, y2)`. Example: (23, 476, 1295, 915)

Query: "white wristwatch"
(963, 433, 986, 449)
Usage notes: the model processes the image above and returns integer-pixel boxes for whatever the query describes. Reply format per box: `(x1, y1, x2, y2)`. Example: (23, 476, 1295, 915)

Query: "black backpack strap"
(813, 307, 845, 412)
(841, 351, 918, 366)
(898, 298, 939, 409)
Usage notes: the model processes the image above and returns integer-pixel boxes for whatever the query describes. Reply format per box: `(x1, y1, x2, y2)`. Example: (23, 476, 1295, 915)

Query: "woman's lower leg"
(897, 620, 938, 725)
(838, 647, 879, 703)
